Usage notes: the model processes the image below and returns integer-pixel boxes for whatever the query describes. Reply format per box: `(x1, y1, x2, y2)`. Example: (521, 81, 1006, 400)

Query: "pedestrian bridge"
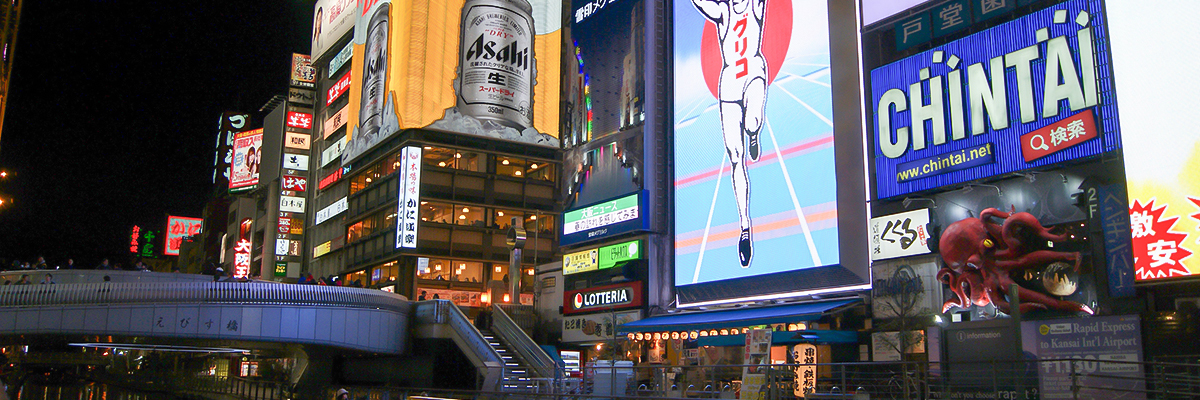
(0, 270, 411, 354)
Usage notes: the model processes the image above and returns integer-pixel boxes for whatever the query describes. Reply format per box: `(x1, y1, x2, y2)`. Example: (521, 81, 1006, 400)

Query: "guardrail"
(327, 358, 1200, 400)
(492, 304, 557, 379)
(0, 281, 410, 313)
(413, 299, 506, 391)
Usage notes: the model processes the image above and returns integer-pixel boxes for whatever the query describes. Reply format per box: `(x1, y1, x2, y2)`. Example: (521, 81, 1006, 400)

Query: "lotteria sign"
(563, 281, 644, 315)
(871, 0, 1121, 199)
(561, 191, 648, 246)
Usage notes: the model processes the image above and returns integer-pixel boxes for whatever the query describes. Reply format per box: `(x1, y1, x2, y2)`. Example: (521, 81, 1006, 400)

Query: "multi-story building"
(0, 0, 22, 147)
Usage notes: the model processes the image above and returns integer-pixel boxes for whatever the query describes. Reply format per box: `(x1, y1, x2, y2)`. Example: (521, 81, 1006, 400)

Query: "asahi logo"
(463, 33, 530, 71)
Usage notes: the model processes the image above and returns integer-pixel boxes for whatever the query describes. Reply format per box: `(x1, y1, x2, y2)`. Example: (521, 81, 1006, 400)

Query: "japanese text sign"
(165, 216, 203, 256)
(282, 175, 308, 192)
(286, 111, 313, 130)
(869, 209, 933, 261)
(395, 146, 423, 249)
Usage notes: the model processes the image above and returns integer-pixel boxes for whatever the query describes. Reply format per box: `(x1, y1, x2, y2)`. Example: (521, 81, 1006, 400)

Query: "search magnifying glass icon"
(1030, 134, 1049, 151)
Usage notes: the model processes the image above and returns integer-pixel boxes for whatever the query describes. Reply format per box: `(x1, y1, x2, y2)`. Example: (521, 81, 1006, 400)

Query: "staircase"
(480, 329, 534, 391)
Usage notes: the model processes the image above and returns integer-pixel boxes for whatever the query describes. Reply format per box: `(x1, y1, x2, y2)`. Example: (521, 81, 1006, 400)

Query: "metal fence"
(327, 358, 1200, 400)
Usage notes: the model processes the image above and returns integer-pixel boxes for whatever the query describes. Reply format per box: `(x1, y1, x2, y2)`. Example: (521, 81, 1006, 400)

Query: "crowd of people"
(1, 256, 160, 272)
(2, 256, 367, 288)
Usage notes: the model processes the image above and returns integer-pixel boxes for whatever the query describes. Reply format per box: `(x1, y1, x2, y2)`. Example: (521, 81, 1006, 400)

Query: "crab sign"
(937, 208, 1094, 315)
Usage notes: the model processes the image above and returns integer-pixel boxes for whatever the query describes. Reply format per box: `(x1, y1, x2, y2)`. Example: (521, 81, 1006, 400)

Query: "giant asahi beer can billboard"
(338, 0, 562, 165)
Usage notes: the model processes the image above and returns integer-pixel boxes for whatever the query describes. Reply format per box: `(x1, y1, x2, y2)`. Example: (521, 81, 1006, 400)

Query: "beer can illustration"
(359, 3, 389, 142)
(457, 0, 535, 130)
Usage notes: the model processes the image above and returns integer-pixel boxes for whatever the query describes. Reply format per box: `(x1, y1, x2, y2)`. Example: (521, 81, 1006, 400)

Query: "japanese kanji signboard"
(395, 146, 422, 249)
(164, 216, 203, 256)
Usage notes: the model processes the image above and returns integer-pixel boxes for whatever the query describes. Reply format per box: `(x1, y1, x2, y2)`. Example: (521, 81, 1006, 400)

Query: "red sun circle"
(699, 0, 793, 100)
(573, 293, 583, 309)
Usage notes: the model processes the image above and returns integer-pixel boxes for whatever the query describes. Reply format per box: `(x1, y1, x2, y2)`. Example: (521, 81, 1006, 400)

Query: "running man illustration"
(692, 0, 768, 268)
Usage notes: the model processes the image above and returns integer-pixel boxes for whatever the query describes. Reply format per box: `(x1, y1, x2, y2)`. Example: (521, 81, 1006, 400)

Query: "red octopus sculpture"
(937, 207, 1094, 315)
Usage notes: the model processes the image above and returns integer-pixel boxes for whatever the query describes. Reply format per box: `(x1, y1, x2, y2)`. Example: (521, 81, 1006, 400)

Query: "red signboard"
(318, 168, 343, 190)
(129, 226, 141, 253)
(562, 281, 645, 315)
(165, 216, 203, 256)
(233, 239, 252, 279)
(1019, 109, 1098, 162)
(326, 73, 352, 106)
(286, 111, 313, 130)
(282, 175, 308, 192)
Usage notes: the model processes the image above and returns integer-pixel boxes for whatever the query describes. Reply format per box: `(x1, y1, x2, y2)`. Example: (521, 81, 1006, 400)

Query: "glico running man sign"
(870, 0, 1121, 199)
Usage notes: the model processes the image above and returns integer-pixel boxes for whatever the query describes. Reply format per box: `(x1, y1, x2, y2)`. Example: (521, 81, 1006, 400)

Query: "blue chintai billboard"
(871, 0, 1122, 199)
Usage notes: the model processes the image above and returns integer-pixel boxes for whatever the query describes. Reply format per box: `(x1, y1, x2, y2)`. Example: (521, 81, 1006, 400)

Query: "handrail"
(0, 282, 410, 313)
(1, 269, 214, 284)
(413, 300, 505, 390)
(491, 303, 557, 378)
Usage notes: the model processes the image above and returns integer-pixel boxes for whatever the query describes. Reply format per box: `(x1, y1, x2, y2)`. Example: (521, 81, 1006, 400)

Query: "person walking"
(63, 259, 76, 269)
(39, 274, 55, 285)
(96, 259, 112, 270)
(15, 275, 31, 285)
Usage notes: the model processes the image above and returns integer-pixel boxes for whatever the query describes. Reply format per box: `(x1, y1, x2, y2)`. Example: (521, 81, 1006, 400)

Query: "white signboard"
(315, 197, 348, 225)
(395, 146, 423, 249)
(310, 0, 357, 58)
(283, 154, 310, 171)
(322, 139, 346, 167)
(328, 42, 353, 78)
(562, 310, 641, 343)
(869, 208, 933, 261)
(280, 195, 307, 213)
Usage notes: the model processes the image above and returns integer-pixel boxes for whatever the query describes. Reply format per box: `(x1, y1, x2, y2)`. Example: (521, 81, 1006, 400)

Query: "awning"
(696, 330, 859, 347)
(617, 298, 860, 333)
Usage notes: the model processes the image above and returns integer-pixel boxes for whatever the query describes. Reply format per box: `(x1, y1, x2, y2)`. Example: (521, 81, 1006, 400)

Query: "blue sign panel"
(871, 0, 1121, 199)
(1021, 315, 1146, 399)
(1100, 184, 1136, 298)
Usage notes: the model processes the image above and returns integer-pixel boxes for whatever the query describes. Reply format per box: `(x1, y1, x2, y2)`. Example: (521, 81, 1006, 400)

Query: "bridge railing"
(0, 282, 409, 313)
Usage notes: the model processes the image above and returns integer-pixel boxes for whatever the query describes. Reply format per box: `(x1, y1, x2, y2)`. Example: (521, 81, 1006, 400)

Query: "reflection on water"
(11, 382, 179, 400)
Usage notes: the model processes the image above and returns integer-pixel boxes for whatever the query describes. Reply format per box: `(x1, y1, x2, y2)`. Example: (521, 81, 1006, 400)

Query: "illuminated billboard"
(312, 0, 357, 58)
(562, 0, 646, 210)
(290, 54, 316, 89)
(339, 0, 563, 164)
(1107, 1, 1200, 281)
(673, 0, 868, 305)
(395, 146, 423, 249)
(562, 191, 647, 247)
(229, 128, 263, 191)
(212, 112, 248, 189)
(870, 0, 1121, 199)
(165, 216, 203, 256)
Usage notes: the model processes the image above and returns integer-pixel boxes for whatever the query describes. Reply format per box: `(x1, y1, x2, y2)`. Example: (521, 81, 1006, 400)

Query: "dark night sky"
(0, 2, 314, 267)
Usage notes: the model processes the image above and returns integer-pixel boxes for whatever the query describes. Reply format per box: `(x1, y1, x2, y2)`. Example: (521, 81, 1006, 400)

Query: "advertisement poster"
(1020, 315, 1146, 399)
(870, 0, 1120, 200)
(562, 310, 640, 343)
(229, 128, 263, 191)
(562, 0, 646, 210)
(311, 0, 357, 58)
(164, 216, 203, 256)
(212, 112, 248, 188)
(290, 53, 315, 89)
(340, 0, 563, 165)
(418, 288, 485, 308)
(1106, 1, 1200, 282)
(673, 0, 843, 297)
(740, 328, 772, 400)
